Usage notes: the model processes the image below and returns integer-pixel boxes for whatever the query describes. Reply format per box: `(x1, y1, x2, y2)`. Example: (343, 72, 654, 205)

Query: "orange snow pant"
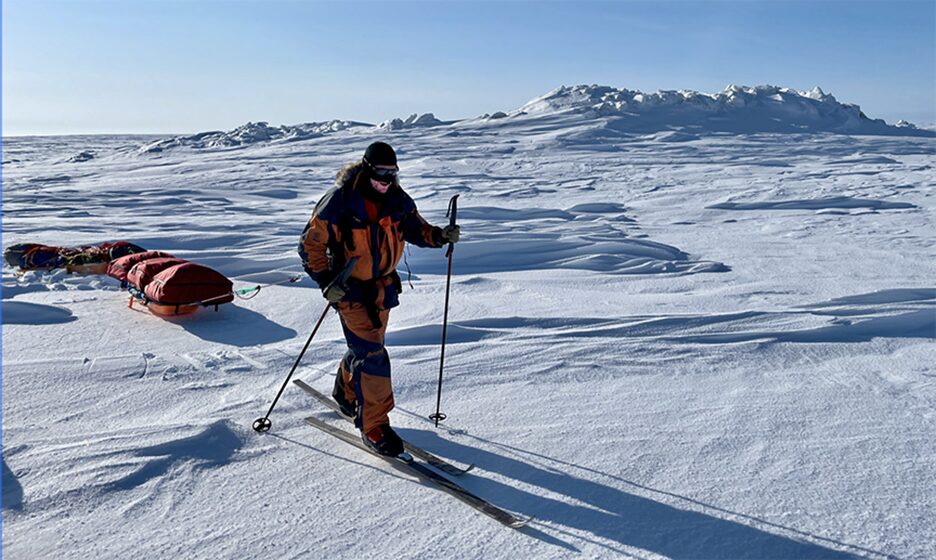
(336, 302, 393, 433)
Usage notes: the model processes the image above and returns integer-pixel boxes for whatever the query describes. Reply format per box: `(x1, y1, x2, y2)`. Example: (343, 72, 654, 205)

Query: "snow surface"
(2, 85, 935, 559)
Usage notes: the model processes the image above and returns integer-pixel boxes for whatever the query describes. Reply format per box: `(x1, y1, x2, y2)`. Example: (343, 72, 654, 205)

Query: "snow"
(3, 85, 935, 559)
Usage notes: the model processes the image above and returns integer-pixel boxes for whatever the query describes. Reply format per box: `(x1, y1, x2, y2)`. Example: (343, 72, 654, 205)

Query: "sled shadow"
(397, 428, 890, 559)
(158, 304, 296, 346)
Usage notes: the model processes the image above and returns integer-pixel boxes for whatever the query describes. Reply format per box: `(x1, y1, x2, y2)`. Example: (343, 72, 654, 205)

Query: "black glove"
(320, 269, 345, 303)
(440, 224, 460, 244)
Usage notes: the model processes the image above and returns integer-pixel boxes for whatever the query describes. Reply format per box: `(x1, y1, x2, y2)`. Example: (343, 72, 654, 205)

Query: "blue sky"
(2, 0, 934, 135)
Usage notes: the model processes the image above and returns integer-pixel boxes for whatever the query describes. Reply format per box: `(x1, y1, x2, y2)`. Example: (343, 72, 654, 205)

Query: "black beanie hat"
(363, 142, 397, 167)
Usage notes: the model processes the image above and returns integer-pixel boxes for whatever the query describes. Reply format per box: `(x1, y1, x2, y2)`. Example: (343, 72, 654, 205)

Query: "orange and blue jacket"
(299, 162, 444, 310)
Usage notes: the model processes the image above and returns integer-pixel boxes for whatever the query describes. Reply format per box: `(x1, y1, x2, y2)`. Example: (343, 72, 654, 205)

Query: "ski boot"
(362, 424, 404, 457)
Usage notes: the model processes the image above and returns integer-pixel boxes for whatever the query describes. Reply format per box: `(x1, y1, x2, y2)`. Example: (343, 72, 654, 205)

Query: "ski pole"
(429, 194, 459, 427)
(252, 303, 331, 433)
(252, 258, 359, 433)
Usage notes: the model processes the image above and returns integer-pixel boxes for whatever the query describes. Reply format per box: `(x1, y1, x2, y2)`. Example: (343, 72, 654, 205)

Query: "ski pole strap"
(403, 247, 415, 290)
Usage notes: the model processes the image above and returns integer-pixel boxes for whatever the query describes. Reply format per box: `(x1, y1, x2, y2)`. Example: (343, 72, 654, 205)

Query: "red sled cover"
(143, 262, 234, 306)
(126, 257, 188, 291)
(107, 251, 175, 282)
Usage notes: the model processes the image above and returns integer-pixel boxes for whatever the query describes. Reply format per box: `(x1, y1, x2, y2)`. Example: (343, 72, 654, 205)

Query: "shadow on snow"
(397, 428, 892, 560)
(106, 421, 243, 491)
(2, 457, 25, 511)
(153, 303, 297, 347)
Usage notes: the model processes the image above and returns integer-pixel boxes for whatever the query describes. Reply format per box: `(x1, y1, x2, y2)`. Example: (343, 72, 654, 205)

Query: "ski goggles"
(365, 161, 399, 183)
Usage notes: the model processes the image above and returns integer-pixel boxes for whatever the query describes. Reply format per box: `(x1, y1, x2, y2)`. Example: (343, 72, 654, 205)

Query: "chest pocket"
(381, 217, 405, 271)
(347, 228, 371, 259)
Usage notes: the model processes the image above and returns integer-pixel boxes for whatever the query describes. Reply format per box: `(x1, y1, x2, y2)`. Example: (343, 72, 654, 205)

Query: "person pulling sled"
(299, 142, 460, 456)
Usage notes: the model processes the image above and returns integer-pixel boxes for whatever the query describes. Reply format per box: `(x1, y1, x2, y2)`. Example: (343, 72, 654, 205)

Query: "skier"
(299, 142, 460, 456)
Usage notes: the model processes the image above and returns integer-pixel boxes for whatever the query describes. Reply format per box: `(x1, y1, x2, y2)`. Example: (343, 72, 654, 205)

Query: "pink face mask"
(370, 178, 391, 194)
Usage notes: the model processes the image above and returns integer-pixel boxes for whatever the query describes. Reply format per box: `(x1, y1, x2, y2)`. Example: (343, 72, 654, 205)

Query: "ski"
(304, 415, 529, 529)
(293, 378, 475, 476)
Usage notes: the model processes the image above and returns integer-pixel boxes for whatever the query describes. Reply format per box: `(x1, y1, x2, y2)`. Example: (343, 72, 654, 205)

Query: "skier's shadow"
(396, 426, 890, 559)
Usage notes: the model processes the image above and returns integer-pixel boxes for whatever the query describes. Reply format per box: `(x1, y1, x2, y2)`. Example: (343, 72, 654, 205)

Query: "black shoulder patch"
(313, 187, 341, 219)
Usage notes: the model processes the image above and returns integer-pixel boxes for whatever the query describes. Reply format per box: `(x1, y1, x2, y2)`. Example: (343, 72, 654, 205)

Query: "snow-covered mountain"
(514, 84, 929, 135)
(131, 84, 934, 156)
(3, 84, 935, 559)
(138, 120, 364, 153)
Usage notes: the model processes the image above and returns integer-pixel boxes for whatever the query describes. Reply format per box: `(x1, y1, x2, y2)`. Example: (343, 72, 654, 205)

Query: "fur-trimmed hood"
(335, 161, 364, 187)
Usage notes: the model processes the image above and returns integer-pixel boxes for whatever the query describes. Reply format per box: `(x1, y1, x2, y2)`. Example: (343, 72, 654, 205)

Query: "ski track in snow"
(2, 105, 935, 559)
